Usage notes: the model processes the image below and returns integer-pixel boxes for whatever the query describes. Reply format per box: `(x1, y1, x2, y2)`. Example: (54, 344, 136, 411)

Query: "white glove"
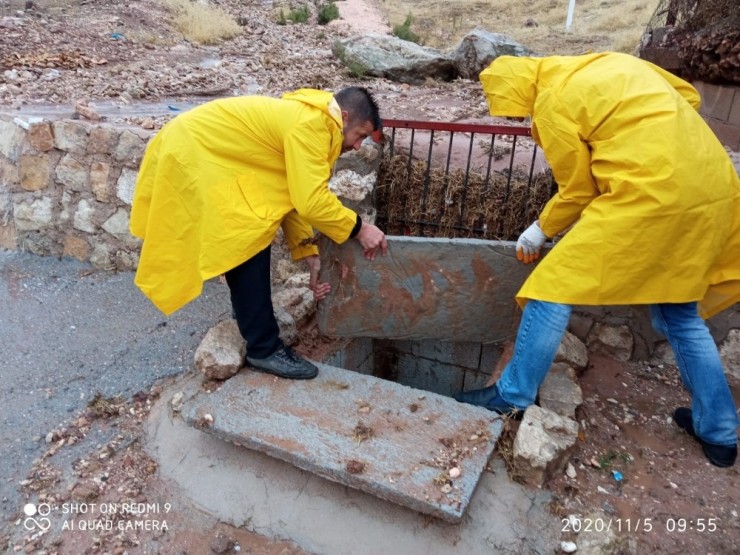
(516, 221, 547, 264)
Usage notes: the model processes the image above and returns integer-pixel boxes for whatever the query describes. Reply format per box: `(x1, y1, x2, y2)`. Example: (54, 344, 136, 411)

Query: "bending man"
(455, 54, 739, 468)
(130, 87, 388, 380)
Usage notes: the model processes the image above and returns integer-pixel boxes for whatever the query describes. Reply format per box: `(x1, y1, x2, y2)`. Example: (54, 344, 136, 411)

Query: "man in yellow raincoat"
(455, 53, 739, 467)
(130, 87, 388, 380)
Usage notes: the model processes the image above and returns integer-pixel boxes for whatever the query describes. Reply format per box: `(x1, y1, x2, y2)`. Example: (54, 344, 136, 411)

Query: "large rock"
(451, 28, 533, 79)
(332, 34, 454, 84)
(194, 319, 246, 381)
(512, 405, 579, 487)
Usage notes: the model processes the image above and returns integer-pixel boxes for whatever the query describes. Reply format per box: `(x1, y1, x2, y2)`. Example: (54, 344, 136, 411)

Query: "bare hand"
(305, 255, 332, 301)
(355, 222, 388, 260)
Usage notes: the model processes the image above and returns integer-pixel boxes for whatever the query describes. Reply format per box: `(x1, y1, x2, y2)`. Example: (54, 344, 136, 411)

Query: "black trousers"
(224, 245, 282, 359)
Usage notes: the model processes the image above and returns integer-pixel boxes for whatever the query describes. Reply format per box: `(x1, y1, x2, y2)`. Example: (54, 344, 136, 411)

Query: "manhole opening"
(320, 337, 506, 398)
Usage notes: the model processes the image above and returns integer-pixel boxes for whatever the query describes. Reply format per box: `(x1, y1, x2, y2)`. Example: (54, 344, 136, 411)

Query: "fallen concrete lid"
(182, 362, 503, 523)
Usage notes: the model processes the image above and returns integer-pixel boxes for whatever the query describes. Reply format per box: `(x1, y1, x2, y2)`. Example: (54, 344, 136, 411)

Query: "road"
(0, 250, 229, 528)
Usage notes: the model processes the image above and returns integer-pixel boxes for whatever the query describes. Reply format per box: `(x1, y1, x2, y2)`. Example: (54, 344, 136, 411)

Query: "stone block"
(27, 122, 55, 152)
(90, 161, 111, 202)
(88, 126, 120, 155)
(695, 81, 734, 121)
(317, 236, 539, 343)
(117, 167, 137, 205)
(412, 339, 481, 370)
(586, 323, 634, 362)
(90, 242, 113, 269)
(20, 153, 51, 191)
(272, 286, 315, 327)
(719, 329, 740, 380)
(555, 331, 589, 372)
(395, 351, 465, 396)
(52, 120, 89, 154)
(14, 197, 53, 231)
(55, 154, 89, 191)
(0, 222, 16, 250)
(62, 235, 90, 261)
(0, 117, 26, 160)
(114, 129, 147, 165)
(729, 93, 740, 127)
(73, 199, 97, 233)
(462, 369, 492, 391)
(182, 362, 504, 523)
(538, 363, 583, 419)
(0, 157, 20, 188)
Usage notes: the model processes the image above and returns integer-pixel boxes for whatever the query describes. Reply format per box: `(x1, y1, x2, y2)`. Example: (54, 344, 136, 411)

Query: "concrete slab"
(317, 236, 541, 343)
(182, 363, 503, 523)
(149, 372, 563, 555)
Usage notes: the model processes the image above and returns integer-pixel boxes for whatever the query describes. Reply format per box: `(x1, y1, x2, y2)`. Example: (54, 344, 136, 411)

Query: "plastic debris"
(611, 470, 623, 481)
(168, 105, 182, 111)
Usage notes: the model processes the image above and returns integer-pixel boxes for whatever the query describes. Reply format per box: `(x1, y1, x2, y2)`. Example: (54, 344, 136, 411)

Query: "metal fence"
(376, 118, 555, 241)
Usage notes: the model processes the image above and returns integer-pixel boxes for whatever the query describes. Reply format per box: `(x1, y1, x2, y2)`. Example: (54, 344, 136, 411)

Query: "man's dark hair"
(335, 86, 381, 131)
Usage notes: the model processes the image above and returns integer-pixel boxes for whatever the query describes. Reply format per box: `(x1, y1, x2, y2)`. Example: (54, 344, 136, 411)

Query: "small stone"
(561, 540, 577, 553)
(566, 462, 577, 479)
(170, 392, 184, 412)
(440, 483, 452, 494)
(597, 486, 609, 494)
(448, 467, 460, 478)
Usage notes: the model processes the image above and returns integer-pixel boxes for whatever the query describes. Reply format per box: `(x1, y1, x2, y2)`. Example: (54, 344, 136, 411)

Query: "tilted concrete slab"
(317, 236, 543, 343)
(182, 362, 503, 523)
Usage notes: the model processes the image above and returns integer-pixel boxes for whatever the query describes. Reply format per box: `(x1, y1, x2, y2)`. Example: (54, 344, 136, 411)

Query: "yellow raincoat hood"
(480, 53, 740, 318)
(130, 90, 358, 315)
(479, 56, 538, 118)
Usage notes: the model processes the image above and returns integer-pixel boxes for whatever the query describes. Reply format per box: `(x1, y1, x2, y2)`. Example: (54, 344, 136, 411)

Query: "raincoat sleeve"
(282, 118, 357, 244)
(282, 210, 319, 260)
(535, 105, 600, 237)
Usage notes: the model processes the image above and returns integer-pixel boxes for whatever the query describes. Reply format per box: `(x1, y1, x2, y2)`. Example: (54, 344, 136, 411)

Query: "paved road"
(0, 250, 229, 523)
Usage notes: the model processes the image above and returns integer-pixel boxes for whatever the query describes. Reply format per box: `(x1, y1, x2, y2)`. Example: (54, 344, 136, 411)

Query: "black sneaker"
(673, 407, 737, 468)
(453, 384, 525, 420)
(246, 346, 319, 380)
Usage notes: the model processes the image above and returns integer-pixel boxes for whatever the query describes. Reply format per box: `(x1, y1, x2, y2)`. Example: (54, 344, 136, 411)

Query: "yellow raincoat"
(480, 53, 740, 319)
(130, 90, 357, 315)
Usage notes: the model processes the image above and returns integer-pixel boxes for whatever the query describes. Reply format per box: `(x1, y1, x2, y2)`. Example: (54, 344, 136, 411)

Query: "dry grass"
(376, 152, 555, 241)
(378, 0, 655, 55)
(161, 0, 242, 45)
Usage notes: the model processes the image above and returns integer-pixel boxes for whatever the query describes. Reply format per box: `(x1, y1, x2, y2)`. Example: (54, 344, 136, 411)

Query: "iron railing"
(377, 118, 555, 240)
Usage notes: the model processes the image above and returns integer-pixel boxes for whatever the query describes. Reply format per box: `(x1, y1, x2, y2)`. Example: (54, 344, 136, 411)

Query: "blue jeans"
(497, 300, 738, 446)
(650, 303, 738, 446)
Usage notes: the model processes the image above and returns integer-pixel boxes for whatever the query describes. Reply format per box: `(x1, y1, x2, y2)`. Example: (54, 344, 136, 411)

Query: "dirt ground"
(1, 0, 739, 554)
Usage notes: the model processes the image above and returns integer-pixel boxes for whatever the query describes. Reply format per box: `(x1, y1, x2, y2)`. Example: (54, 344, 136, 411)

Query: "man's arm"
(534, 108, 600, 237)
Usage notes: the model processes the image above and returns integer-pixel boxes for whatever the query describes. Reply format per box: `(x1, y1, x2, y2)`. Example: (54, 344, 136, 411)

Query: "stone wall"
(0, 114, 147, 270)
(694, 81, 740, 151)
(0, 112, 737, 367)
